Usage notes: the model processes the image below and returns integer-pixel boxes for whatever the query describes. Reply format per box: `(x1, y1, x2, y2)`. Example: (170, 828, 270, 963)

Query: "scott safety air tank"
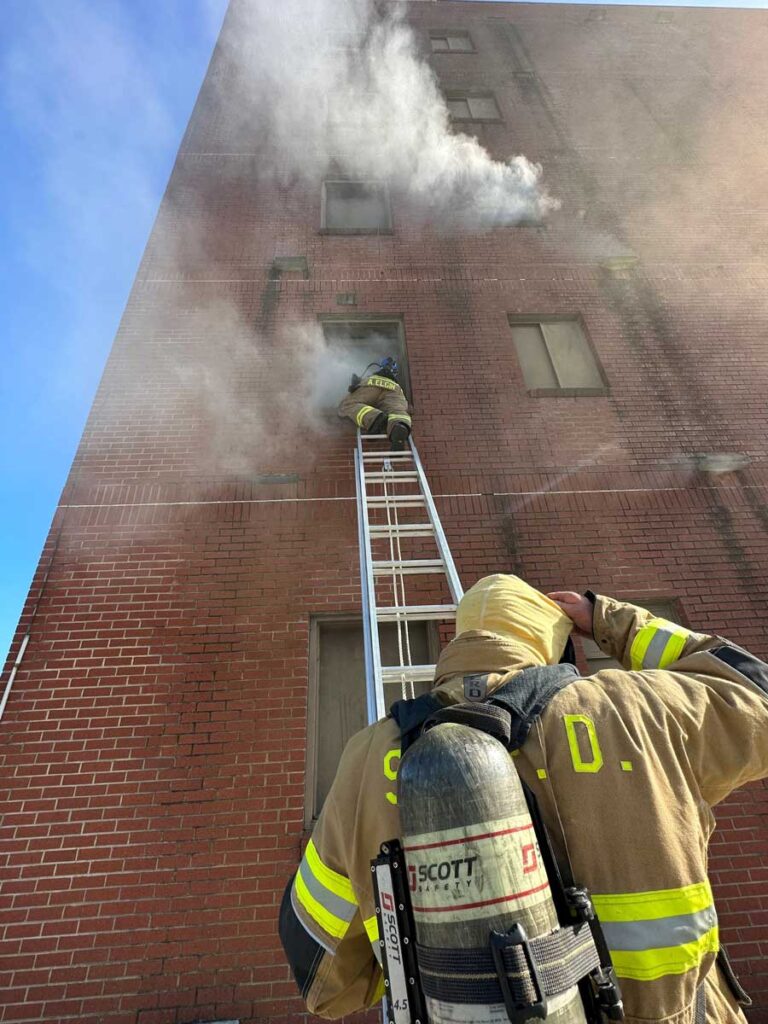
(398, 721, 588, 1024)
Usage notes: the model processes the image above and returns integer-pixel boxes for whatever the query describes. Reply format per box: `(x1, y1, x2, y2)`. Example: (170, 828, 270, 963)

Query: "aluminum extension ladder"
(354, 431, 464, 724)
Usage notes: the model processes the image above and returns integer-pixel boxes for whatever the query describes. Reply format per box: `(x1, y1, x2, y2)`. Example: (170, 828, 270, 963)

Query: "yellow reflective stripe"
(354, 404, 377, 426)
(630, 624, 655, 671)
(387, 413, 411, 424)
(364, 914, 379, 944)
(630, 619, 690, 671)
(593, 881, 713, 922)
(294, 870, 350, 939)
(305, 839, 357, 904)
(609, 927, 719, 982)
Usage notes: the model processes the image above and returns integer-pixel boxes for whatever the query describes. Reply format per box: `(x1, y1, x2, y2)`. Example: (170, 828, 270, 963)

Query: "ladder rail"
(409, 439, 464, 605)
(355, 435, 387, 723)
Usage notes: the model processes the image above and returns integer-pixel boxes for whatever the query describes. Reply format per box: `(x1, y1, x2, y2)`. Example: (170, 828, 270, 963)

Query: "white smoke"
(126, 0, 564, 475)
(161, 302, 391, 475)
(222, 0, 557, 228)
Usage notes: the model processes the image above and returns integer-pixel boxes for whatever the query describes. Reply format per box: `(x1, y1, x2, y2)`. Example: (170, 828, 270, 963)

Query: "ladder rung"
(370, 523, 434, 536)
(367, 496, 425, 508)
(373, 559, 444, 576)
(363, 452, 414, 461)
(365, 472, 419, 482)
(377, 604, 457, 622)
(382, 664, 435, 685)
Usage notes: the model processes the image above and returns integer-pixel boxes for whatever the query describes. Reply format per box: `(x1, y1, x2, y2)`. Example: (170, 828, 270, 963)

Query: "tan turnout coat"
(280, 597, 768, 1023)
(337, 373, 411, 435)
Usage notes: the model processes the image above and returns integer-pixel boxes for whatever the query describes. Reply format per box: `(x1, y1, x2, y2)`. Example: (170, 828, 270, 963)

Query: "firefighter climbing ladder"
(355, 431, 464, 724)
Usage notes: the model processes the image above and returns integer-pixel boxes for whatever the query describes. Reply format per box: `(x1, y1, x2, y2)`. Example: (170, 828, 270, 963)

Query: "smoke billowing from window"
(221, 0, 557, 228)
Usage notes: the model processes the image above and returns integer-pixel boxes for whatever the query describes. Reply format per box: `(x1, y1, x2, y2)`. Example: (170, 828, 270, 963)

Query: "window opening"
(321, 180, 392, 233)
(321, 317, 411, 403)
(508, 317, 607, 395)
(430, 31, 474, 53)
(446, 93, 501, 121)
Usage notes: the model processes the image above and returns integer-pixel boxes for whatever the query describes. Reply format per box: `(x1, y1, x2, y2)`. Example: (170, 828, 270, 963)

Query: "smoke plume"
(222, 0, 557, 228)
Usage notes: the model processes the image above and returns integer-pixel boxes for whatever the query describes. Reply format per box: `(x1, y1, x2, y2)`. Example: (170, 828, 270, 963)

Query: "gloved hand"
(348, 374, 361, 392)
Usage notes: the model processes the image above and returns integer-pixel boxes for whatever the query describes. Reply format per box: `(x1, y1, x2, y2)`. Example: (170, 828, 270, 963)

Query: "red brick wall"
(3, 2, 768, 1022)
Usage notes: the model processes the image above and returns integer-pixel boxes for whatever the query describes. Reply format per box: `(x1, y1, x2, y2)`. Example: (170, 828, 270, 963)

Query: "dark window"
(321, 317, 411, 401)
(322, 180, 392, 233)
(508, 317, 608, 395)
(430, 31, 474, 53)
(446, 92, 501, 121)
(307, 619, 436, 821)
(582, 600, 679, 673)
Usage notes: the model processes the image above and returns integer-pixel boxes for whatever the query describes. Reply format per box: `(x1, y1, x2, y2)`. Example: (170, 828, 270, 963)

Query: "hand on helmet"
(547, 591, 594, 638)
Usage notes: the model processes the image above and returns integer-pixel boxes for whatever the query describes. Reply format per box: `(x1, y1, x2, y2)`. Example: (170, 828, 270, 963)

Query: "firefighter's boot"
(367, 412, 388, 436)
(389, 422, 410, 451)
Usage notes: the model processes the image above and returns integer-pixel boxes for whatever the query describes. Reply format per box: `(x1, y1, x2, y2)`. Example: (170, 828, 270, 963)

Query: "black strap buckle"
(592, 966, 624, 1021)
(565, 885, 595, 922)
(490, 923, 548, 1024)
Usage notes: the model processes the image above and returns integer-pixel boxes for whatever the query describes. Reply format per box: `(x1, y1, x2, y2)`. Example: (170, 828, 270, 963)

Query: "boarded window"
(447, 93, 500, 121)
(307, 619, 436, 821)
(508, 318, 607, 395)
(430, 31, 474, 52)
(321, 317, 411, 401)
(582, 600, 679, 673)
(322, 180, 392, 233)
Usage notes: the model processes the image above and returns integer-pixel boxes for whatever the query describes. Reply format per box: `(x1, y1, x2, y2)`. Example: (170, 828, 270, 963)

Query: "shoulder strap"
(490, 663, 580, 750)
(390, 693, 443, 755)
(390, 664, 581, 756)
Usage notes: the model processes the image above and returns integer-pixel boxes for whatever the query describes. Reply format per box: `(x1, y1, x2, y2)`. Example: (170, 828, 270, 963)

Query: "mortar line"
(58, 483, 766, 511)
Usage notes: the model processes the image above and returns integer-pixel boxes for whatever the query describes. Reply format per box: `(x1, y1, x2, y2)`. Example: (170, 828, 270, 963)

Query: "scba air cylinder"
(398, 722, 587, 1024)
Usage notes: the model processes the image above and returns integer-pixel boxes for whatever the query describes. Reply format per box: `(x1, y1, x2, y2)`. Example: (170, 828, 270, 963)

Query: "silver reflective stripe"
(601, 905, 717, 952)
(642, 628, 677, 669)
(298, 859, 358, 924)
(290, 883, 335, 955)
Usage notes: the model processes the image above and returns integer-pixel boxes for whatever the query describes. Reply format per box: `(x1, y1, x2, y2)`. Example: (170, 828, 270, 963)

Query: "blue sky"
(0, 0, 228, 663)
(1, 0, 766, 665)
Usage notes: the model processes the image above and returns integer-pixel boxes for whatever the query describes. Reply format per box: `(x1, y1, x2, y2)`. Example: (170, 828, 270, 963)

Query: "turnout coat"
(337, 372, 411, 434)
(279, 595, 768, 1023)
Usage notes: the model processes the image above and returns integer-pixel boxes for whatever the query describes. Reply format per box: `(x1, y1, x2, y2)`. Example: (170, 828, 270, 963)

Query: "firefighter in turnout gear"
(337, 356, 412, 449)
(279, 574, 768, 1023)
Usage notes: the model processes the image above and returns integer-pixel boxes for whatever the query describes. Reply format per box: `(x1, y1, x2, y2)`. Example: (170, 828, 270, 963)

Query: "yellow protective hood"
(455, 574, 573, 666)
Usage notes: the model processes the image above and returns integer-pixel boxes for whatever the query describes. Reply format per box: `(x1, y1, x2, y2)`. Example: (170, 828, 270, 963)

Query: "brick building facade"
(2, 1, 768, 1022)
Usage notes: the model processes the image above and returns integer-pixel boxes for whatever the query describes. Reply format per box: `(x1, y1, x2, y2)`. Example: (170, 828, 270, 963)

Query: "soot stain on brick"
(497, 501, 525, 576)
(259, 262, 283, 335)
(599, 275, 682, 424)
(735, 470, 768, 538)
(623, 77, 690, 162)
(599, 273, 739, 459)
(491, 21, 567, 142)
(490, 17, 620, 233)
(705, 496, 768, 616)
